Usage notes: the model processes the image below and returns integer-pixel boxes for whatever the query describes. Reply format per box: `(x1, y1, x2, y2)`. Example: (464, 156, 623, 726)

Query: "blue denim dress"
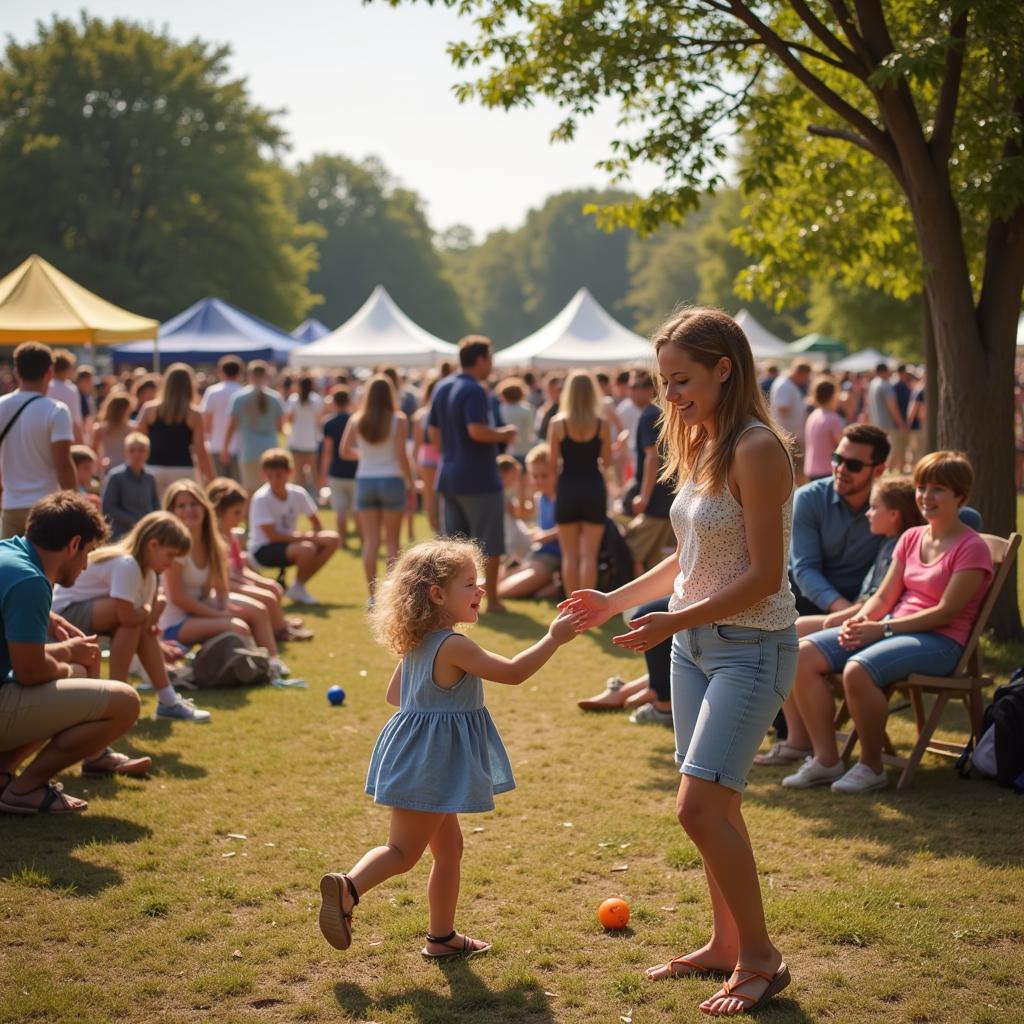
(365, 629, 515, 813)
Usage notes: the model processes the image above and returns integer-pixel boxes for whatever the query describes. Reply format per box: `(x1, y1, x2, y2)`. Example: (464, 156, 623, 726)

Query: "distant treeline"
(0, 15, 921, 354)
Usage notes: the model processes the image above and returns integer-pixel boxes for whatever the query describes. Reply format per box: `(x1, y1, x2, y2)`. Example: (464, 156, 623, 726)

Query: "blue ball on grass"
(326, 685, 346, 706)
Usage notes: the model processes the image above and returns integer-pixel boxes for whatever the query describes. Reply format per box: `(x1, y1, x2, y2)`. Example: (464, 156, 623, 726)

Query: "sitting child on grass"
(71, 444, 101, 508)
(497, 443, 562, 600)
(161, 480, 288, 690)
(101, 431, 160, 540)
(317, 537, 578, 958)
(497, 454, 533, 566)
(51, 511, 209, 725)
(247, 448, 339, 607)
(206, 477, 314, 642)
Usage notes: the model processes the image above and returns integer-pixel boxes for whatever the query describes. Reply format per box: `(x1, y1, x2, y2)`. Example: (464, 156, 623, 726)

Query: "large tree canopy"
(395, 0, 1024, 635)
(292, 154, 469, 339)
(0, 15, 321, 325)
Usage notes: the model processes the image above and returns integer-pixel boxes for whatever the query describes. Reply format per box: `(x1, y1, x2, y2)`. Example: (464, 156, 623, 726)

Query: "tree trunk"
(926, 283, 1021, 641)
(923, 302, 937, 455)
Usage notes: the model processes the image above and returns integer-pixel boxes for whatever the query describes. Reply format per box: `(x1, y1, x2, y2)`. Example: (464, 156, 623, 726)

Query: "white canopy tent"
(733, 309, 790, 360)
(289, 286, 457, 369)
(494, 288, 652, 369)
(832, 347, 892, 373)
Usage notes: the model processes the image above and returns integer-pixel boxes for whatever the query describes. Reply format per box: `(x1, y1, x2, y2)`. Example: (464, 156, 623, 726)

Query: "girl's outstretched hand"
(548, 607, 581, 644)
(612, 611, 677, 653)
(558, 589, 612, 631)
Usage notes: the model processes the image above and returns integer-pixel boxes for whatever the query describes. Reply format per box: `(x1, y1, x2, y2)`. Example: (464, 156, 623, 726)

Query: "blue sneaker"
(155, 697, 212, 723)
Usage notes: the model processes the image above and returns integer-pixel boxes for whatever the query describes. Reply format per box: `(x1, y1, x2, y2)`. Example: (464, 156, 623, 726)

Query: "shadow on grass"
(2, 814, 151, 895)
(334, 957, 555, 1023)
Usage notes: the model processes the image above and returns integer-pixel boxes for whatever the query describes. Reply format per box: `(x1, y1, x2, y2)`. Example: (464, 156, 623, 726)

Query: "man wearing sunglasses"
(790, 424, 891, 616)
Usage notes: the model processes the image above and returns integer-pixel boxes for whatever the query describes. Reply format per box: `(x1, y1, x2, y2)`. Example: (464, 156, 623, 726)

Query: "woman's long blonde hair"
(558, 370, 600, 436)
(157, 363, 197, 424)
(357, 374, 397, 445)
(90, 511, 191, 568)
(163, 479, 228, 590)
(370, 538, 482, 656)
(653, 307, 790, 493)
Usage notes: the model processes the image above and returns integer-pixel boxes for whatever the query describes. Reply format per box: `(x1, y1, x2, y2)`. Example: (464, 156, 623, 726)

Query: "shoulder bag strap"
(0, 393, 45, 448)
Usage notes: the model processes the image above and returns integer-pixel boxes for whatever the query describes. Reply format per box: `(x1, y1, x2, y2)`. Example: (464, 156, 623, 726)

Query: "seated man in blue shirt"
(0, 493, 144, 815)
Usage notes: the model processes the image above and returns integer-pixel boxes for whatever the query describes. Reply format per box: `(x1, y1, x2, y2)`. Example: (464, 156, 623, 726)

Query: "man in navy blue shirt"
(0, 493, 144, 814)
(428, 337, 518, 612)
(319, 386, 359, 545)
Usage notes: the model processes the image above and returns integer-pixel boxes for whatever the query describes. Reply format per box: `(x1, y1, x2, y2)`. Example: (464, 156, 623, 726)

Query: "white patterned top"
(668, 422, 797, 630)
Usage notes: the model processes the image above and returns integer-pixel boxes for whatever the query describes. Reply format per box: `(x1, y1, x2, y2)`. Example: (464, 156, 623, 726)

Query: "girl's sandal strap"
(425, 929, 457, 944)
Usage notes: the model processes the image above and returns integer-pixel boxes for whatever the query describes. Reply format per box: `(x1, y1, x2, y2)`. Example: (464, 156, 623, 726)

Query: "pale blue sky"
(3, 1, 664, 239)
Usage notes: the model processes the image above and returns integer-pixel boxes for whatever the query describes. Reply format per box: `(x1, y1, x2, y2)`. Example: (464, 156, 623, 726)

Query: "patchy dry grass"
(1, 515, 1023, 1024)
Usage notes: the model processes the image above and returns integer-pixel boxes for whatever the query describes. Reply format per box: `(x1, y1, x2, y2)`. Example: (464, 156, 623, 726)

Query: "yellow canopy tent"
(0, 255, 158, 345)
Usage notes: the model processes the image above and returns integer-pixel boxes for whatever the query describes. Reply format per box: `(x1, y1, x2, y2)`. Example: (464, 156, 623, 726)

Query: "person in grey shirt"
(866, 363, 905, 435)
(101, 432, 159, 539)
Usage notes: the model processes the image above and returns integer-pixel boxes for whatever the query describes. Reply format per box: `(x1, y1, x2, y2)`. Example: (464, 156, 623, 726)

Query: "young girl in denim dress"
(318, 537, 577, 959)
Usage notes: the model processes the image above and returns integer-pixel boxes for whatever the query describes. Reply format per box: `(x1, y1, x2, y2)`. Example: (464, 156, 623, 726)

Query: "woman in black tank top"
(137, 363, 214, 499)
(548, 370, 611, 595)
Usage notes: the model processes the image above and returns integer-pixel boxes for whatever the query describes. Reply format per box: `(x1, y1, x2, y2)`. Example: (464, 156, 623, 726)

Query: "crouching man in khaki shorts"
(0, 493, 144, 815)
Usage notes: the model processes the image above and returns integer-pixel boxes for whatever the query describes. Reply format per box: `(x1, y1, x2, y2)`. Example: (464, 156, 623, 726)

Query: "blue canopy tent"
(291, 317, 330, 343)
(109, 297, 298, 368)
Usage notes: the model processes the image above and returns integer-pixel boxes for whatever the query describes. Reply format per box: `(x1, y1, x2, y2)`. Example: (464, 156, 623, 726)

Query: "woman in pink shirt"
(803, 379, 845, 480)
(784, 450, 993, 793)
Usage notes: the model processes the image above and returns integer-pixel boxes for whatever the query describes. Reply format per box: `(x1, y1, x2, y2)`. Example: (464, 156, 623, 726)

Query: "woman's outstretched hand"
(558, 590, 612, 631)
(612, 611, 677, 653)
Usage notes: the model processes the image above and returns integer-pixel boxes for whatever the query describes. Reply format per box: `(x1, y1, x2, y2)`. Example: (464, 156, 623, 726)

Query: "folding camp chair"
(833, 532, 1020, 791)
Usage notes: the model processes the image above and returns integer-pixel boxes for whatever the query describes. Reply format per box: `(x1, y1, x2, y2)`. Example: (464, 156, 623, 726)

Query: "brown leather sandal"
(421, 929, 491, 959)
(0, 782, 88, 815)
(700, 963, 791, 1015)
(318, 873, 358, 950)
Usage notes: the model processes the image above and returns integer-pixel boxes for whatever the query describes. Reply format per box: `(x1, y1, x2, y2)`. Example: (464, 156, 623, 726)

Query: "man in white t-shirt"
(201, 355, 243, 479)
(0, 343, 76, 539)
(770, 360, 812, 447)
(47, 348, 84, 444)
(247, 448, 339, 605)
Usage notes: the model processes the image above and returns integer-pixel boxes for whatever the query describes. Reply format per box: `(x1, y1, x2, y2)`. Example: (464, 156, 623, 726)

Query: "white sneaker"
(285, 582, 318, 606)
(155, 697, 212, 723)
(831, 762, 888, 794)
(270, 657, 291, 678)
(781, 756, 846, 788)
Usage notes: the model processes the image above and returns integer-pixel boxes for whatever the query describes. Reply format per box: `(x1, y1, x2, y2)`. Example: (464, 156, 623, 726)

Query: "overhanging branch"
(788, 0, 867, 76)
(930, 10, 968, 166)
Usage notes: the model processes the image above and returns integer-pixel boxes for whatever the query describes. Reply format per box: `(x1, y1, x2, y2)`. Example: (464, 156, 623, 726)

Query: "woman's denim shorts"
(804, 626, 962, 688)
(671, 623, 799, 793)
(356, 476, 406, 512)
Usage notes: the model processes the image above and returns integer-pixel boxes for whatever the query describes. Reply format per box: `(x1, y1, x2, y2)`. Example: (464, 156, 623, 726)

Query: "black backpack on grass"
(597, 518, 634, 594)
(979, 670, 1024, 788)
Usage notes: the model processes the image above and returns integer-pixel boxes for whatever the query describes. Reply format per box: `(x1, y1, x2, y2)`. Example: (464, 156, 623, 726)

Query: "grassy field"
(2, 515, 1023, 1024)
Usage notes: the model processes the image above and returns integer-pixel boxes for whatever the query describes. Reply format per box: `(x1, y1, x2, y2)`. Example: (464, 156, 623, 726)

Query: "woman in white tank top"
(564, 308, 797, 1016)
(341, 374, 415, 603)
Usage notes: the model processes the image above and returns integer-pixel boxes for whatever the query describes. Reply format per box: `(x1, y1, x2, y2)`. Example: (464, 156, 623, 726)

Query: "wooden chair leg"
(897, 693, 950, 791)
(967, 686, 985, 743)
(909, 686, 926, 731)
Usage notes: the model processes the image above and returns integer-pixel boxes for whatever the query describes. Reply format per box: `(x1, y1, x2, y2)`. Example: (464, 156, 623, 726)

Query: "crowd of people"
(0, 315, 1003, 1015)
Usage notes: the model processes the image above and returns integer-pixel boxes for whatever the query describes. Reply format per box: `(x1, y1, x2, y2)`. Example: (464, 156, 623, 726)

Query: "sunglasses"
(831, 452, 876, 474)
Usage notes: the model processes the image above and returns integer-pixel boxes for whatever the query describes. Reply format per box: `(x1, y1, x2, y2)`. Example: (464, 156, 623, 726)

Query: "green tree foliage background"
(291, 154, 469, 339)
(0, 16, 321, 326)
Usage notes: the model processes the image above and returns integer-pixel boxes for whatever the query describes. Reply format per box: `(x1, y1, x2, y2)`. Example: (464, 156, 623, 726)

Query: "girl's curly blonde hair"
(370, 538, 483, 656)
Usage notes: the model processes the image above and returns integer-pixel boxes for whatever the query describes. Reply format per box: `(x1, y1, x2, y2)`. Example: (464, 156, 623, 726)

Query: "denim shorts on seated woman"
(671, 623, 799, 793)
(355, 476, 406, 511)
(804, 626, 962, 689)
